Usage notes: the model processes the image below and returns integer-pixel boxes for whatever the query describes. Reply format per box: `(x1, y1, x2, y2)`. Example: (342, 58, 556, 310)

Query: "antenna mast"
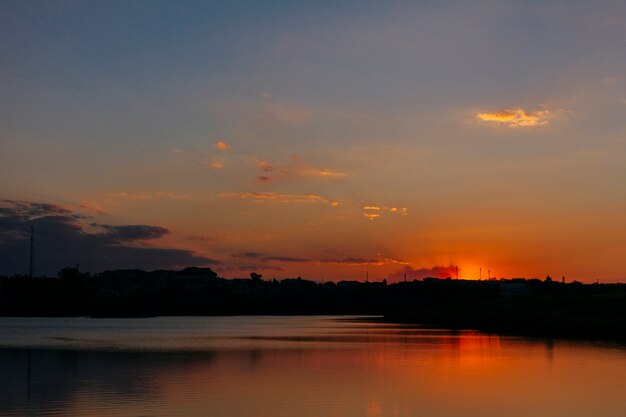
(29, 225, 34, 278)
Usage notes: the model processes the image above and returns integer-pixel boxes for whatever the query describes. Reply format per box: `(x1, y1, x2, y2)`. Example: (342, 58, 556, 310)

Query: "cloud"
(319, 257, 382, 265)
(255, 160, 274, 172)
(319, 256, 409, 266)
(388, 265, 460, 282)
(218, 264, 285, 273)
(229, 252, 408, 267)
(1, 200, 73, 217)
(79, 202, 107, 215)
(362, 205, 408, 219)
(477, 107, 551, 127)
(92, 224, 170, 241)
(301, 168, 347, 179)
(230, 252, 264, 259)
(211, 161, 224, 170)
(219, 192, 340, 207)
(0, 201, 216, 276)
(265, 256, 310, 263)
(185, 235, 214, 243)
(252, 155, 346, 184)
(215, 141, 231, 151)
(112, 191, 191, 201)
(230, 252, 308, 263)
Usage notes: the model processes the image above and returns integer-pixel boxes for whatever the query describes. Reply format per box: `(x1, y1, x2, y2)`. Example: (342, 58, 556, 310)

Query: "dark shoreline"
(2, 267, 626, 343)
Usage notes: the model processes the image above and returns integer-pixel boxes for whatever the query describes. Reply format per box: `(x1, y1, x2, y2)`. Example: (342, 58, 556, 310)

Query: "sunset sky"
(1, 1, 625, 281)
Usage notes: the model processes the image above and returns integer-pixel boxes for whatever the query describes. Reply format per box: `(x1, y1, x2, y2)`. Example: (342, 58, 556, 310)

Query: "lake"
(1, 316, 625, 417)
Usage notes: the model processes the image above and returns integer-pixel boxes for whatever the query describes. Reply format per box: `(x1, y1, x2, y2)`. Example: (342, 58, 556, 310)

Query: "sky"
(1, 1, 625, 281)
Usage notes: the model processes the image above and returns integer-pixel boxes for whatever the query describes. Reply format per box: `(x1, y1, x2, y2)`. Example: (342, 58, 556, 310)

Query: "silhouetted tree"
(58, 267, 83, 283)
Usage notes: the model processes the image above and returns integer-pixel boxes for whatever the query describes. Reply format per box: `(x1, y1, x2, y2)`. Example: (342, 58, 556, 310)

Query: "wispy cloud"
(319, 256, 409, 266)
(185, 234, 214, 243)
(92, 224, 170, 241)
(210, 161, 224, 170)
(219, 192, 340, 207)
(301, 167, 347, 179)
(252, 155, 346, 184)
(112, 191, 192, 201)
(79, 202, 107, 215)
(477, 107, 551, 127)
(254, 159, 274, 172)
(229, 252, 408, 267)
(362, 205, 408, 220)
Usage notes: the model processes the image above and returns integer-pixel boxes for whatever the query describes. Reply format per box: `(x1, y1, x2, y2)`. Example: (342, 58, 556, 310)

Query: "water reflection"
(0, 317, 625, 417)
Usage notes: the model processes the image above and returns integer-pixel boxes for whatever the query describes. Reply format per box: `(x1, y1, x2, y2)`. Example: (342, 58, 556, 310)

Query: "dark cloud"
(185, 235, 214, 242)
(1, 200, 71, 216)
(217, 264, 285, 273)
(264, 256, 310, 263)
(321, 257, 380, 265)
(228, 252, 402, 266)
(230, 252, 263, 259)
(230, 252, 309, 263)
(93, 224, 170, 241)
(388, 265, 459, 282)
(0, 201, 217, 276)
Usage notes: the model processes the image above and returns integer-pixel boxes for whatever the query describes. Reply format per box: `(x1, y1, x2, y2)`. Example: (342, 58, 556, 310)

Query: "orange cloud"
(79, 201, 107, 215)
(215, 141, 231, 151)
(111, 191, 192, 201)
(211, 161, 224, 170)
(219, 192, 340, 207)
(302, 168, 347, 178)
(362, 205, 408, 219)
(477, 107, 550, 127)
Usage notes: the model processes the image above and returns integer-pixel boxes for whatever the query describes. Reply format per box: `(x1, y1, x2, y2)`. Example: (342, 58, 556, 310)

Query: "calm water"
(1, 316, 626, 417)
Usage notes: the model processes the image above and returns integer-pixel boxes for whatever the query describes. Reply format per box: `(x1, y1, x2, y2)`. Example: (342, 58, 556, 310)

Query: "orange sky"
(1, 2, 625, 281)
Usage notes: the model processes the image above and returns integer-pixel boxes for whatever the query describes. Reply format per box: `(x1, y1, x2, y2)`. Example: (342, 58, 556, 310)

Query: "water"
(1, 316, 625, 417)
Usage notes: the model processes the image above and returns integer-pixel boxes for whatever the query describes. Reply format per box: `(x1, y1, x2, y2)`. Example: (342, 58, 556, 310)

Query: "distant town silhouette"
(1, 266, 626, 342)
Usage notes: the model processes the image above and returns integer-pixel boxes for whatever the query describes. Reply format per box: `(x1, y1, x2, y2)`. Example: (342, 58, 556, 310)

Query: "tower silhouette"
(29, 225, 34, 278)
